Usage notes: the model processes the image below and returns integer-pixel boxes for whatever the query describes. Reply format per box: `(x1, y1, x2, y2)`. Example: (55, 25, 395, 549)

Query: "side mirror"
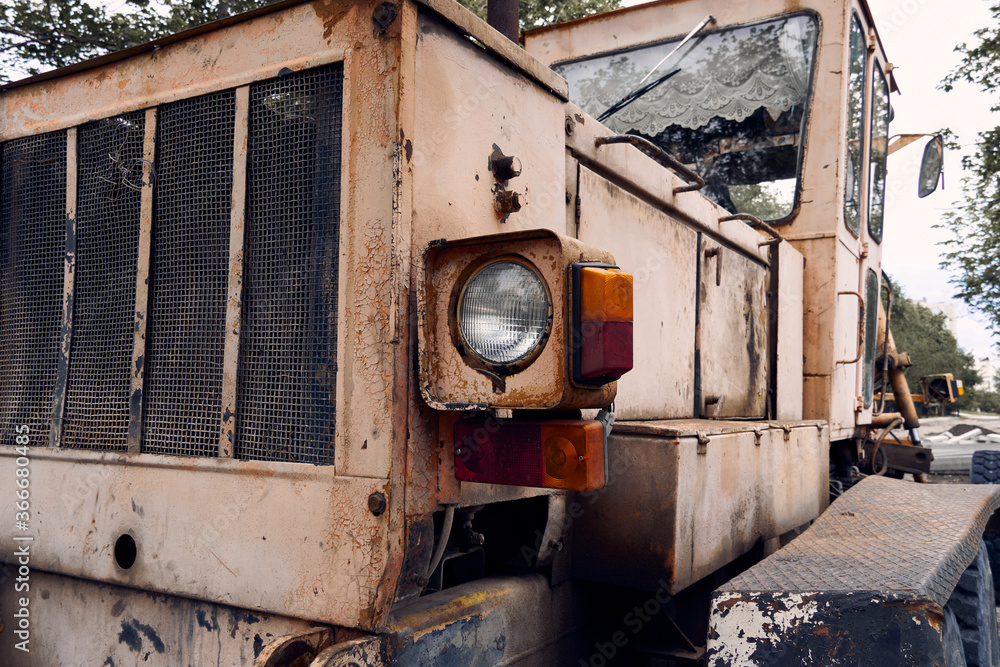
(918, 135, 943, 198)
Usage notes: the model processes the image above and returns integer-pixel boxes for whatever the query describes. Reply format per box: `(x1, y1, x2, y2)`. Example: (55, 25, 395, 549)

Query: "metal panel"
(220, 86, 250, 458)
(128, 108, 157, 453)
(62, 112, 145, 451)
(697, 236, 769, 418)
(143, 91, 235, 457)
(0, 131, 67, 445)
(576, 165, 698, 420)
(775, 241, 804, 420)
(708, 477, 1000, 666)
(235, 65, 342, 464)
(0, 447, 390, 629)
(51, 129, 77, 448)
(0, 567, 329, 665)
(571, 421, 828, 594)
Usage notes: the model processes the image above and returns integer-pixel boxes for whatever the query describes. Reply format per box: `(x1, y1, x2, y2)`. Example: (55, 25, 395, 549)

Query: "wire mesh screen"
(143, 92, 235, 457)
(62, 113, 145, 451)
(236, 64, 342, 464)
(0, 132, 67, 445)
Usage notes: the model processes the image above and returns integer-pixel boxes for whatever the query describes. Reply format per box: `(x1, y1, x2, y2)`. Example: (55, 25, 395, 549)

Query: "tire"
(985, 532, 1000, 606)
(969, 452, 1000, 603)
(944, 606, 968, 667)
(945, 539, 1000, 667)
(970, 450, 1000, 484)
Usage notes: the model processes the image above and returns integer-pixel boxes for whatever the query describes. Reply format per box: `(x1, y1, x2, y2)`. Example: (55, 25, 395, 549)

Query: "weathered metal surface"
(800, 236, 866, 438)
(698, 236, 769, 418)
(0, 566, 339, 665)
(414, 0, 568, 101)
(862, 440, 933, 475)
(775, 241, 805, 420)
(572, 421, 828, 593)
(708, 476, 1000, 665)
(419, 230, 616, 409)
(410, 10, 567, 244)
(312, 637, 385, 666)
(219, 86, 250, 459)
(385, 574, 580, 665)
(50, 129, 77, 448)
(576, 165, 697, 420)
(127, 108, 157, 454)
(0, 447, 392, 629)
(709, 591, 951, 666)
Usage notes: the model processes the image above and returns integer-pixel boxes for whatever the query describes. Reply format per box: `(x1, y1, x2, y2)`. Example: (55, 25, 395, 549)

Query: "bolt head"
(368, 492, 387, 516)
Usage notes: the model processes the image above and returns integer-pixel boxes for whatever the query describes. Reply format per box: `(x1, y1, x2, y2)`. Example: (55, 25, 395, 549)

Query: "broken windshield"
(554, 13, 819, 221)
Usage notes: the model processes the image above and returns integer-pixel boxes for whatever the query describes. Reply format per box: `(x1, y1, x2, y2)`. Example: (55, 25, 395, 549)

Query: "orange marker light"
(579, 267, 633, 322)
(574, 263, 634, 383)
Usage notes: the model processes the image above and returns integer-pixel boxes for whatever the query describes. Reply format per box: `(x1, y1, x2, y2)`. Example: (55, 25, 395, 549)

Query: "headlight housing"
(419, 229, 622, 410)
(458, 259, 551, 365)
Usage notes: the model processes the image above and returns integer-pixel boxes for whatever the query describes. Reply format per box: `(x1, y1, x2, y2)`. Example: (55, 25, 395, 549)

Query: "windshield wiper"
(596, 14, 715, 124)
(597, 68, 681, 122)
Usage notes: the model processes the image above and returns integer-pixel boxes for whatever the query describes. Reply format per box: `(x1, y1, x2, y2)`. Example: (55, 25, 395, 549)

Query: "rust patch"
(312, 0, 353, 40)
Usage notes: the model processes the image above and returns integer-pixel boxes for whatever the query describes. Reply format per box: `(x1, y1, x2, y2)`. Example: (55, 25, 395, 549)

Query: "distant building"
(918, 298, 959, 337)
(977, 354, 1000, 393)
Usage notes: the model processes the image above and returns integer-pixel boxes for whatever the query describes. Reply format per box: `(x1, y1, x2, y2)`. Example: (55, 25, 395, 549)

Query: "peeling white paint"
(707, 592, 822, 666)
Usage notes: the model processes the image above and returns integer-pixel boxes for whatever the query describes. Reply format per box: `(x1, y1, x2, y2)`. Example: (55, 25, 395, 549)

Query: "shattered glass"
(555, 13, 818, 221)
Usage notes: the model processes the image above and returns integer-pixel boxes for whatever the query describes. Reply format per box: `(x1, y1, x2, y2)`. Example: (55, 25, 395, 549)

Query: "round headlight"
(458, 260, 550, 365)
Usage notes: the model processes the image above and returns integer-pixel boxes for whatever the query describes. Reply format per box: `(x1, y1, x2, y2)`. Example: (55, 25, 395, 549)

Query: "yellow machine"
(0, 0, 994, 664)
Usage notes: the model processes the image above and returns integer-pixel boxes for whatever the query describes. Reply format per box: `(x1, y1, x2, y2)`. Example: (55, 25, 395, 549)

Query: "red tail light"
(454, 418, 606, 491)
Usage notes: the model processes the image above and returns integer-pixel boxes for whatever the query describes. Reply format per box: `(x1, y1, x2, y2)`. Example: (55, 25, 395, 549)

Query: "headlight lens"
(458, 260, 550, 364)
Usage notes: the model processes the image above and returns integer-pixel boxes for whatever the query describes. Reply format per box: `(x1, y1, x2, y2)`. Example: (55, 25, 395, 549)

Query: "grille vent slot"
(62, 113, 145, 452)
(0, 132, 67, 445)
(142, 91, 235, 457)
(236, 64, 343, 464)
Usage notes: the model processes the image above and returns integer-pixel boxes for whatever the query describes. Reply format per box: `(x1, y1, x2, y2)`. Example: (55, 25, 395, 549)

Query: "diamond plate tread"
(720, 476, 1000, 607)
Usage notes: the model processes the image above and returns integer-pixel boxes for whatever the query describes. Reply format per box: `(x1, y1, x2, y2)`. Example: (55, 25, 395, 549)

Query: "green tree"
(884, 276, 981, 409)
(457, 0, 620, 31)
(728, 183, 790, 221)
(0, 0, 280, 82)
(1, 0, 619, 83)
(938, 1, 1000, 339)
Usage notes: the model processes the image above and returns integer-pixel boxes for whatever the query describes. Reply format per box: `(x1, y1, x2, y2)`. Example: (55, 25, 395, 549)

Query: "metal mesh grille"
(0, 132, 67, 445)
(143, 92, 235, 457)
(62, 113, 145, 451)
(236, 65, 342, 464)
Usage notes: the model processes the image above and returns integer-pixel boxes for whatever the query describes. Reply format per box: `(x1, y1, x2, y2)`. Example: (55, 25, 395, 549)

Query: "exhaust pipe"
(487, 0, 520, 42)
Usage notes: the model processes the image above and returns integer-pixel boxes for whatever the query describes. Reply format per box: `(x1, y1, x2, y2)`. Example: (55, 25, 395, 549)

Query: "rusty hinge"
(697, 433, 709, 455)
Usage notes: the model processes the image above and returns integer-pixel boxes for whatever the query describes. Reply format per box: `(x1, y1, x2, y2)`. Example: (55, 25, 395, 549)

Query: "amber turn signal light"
(573, 263, 634, 384)
(454, 418, 606, 491)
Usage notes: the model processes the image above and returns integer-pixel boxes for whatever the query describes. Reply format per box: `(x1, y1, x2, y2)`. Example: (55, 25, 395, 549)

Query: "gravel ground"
(927, 471, 973, 485)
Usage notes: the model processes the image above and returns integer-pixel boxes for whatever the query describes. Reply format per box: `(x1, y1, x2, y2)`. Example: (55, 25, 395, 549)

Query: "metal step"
(707, 476, 1000, 666)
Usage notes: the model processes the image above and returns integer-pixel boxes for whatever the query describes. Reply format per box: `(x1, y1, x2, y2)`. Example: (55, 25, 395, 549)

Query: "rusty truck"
(1, 0, 998, 664)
